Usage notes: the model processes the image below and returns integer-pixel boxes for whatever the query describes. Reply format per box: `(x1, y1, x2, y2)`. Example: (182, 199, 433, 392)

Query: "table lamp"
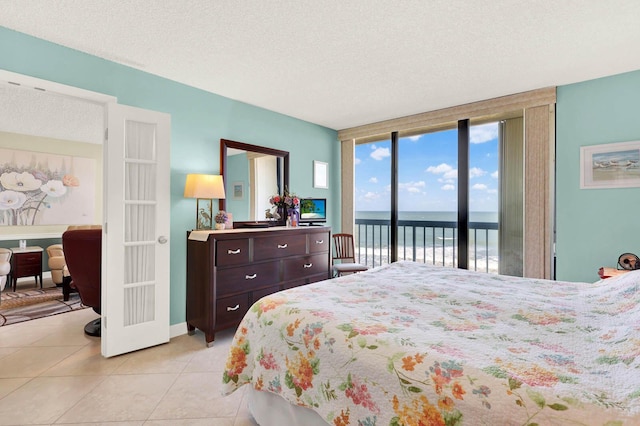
(184, 174, 226, 230)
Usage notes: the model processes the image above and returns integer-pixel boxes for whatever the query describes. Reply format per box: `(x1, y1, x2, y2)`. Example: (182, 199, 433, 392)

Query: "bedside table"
(10, 246, 43, 291)
(598, 267, 629, 280)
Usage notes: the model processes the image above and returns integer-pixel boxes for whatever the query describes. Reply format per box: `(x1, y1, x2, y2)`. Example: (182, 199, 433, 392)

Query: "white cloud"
(406, 135, 421, 142)
(427, 163, 458, 180)
(469, 167, 486, 178)
(441, 184, 455, 191)
(363, 191, 379, 200)
(399, 181, 426, 193)
(472, 183, 488, 190)
(487, 189, 498, 194)
(470, 123, 499, 144)
(370, 147, 390, 161)
(438, 178, 456, 184)
(399, 181, 425, 189)
(443, 169, 458, 179)
(426, 163, 453, 174)
(369, 177, 378, 183)
(491, 170, 499, 179)
(355, 158, 361, 165)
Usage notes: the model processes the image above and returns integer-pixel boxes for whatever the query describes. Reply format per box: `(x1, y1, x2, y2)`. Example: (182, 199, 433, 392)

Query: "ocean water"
(356, 210, 498, 223)
(354, 211, 499, 272)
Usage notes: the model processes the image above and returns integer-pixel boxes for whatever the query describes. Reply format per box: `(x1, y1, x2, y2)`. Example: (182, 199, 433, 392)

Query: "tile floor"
(0, 281, 257, 425)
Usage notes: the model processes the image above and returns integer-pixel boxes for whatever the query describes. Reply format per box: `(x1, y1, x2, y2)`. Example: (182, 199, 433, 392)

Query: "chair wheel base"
(84, 318, 101, 337)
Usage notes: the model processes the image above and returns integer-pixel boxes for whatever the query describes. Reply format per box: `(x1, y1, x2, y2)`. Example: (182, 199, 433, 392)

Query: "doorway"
(0, 69, 172, 357)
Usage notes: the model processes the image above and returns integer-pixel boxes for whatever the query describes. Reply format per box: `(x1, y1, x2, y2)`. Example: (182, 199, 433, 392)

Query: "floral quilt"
(222, 261, 640, 425)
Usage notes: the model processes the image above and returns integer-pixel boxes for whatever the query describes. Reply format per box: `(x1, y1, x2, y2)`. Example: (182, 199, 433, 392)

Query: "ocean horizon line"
(356, 210, 498, 213)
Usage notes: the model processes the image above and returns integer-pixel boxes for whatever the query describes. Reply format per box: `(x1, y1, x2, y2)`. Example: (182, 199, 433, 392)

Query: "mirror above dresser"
(219, 139, 289, 223)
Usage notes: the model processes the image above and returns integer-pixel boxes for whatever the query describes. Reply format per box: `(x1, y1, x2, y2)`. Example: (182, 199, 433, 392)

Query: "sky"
(355, 123, 499, 212)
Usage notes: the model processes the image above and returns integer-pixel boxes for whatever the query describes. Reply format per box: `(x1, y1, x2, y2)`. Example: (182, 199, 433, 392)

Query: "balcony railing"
(354, 218, 499, 273)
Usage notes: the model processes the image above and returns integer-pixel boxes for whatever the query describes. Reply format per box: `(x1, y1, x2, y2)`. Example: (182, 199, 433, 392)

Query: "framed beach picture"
(580, 141, 640, 189)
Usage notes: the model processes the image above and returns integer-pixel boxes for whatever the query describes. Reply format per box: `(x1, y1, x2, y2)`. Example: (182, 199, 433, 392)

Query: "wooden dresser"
(186, 226, 331, 346)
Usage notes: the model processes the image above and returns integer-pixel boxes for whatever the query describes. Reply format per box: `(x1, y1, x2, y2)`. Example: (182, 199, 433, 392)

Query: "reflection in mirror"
(219, 139, 289, 223)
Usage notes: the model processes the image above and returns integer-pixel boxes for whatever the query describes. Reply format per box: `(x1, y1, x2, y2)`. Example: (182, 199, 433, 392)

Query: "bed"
(222, 261, 640, 425)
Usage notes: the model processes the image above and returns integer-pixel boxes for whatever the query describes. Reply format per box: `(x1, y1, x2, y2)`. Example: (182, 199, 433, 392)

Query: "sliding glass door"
(354, 138, 392, 268)
(468, 123, 500, 273)
(397, 129, 458, 267)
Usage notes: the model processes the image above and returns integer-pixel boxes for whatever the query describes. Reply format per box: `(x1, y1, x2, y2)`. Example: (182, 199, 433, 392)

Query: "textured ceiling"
(1, 1, 640, 131)
(0, 83, 103, 144)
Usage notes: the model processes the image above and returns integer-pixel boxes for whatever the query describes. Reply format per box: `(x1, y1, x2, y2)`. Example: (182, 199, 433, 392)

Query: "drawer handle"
(245, 273, 257, 280)
(277, 243, 288, 249)
(315, 240, 324, 244)
(304, 263, 313, 268)
(227, 304, 240, 311)
(227, 249, 241, 255)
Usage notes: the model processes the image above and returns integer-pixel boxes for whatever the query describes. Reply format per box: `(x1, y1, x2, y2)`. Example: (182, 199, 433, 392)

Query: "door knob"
(157, 236, 168, 244)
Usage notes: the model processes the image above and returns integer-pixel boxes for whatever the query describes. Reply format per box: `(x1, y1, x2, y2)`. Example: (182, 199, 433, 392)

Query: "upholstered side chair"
(0, 248, 11, 294)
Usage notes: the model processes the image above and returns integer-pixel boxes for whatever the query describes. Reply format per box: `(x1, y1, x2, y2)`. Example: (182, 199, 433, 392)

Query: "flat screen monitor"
(299, 198, 326, 225)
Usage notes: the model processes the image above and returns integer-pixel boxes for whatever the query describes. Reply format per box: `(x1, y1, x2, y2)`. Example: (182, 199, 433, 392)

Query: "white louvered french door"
(102, 103, 171, 357)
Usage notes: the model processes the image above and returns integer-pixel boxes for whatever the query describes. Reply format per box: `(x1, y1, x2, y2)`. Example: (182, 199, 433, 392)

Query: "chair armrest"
(48, 256, 67, 270)
(46, 244, 64, 257)
(0, 261, 10, 276)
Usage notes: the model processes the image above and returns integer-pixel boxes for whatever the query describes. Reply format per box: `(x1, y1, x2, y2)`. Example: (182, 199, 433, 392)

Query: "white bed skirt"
(247, 387, 329, 426)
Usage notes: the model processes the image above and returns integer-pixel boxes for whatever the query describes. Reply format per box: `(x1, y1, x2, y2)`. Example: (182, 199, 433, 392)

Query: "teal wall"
(0, 27, 339, 325)
(556, 70, 640, 283)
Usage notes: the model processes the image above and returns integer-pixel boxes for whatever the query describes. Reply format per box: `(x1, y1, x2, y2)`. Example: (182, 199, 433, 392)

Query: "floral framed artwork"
(313, 160, 328, 189)
(0, 148, 96, 225)
(580, 141, 640, 189)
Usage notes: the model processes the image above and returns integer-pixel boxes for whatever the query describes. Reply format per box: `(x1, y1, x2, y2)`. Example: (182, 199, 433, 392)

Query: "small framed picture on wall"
(232, 182, 244, 199)
(580, 140, 640, 189)
(313, 161, 328, 189)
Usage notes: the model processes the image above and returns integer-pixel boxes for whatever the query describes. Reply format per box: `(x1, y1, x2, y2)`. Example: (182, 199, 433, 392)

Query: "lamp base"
(195, 198, 213, 230)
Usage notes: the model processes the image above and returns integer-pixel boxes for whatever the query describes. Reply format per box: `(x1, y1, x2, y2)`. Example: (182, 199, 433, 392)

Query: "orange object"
(598, 267, 629, 279)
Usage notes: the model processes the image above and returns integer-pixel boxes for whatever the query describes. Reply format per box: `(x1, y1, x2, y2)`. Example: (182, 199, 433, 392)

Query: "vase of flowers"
(214, 210, 228, 230)
(268, 189, 299, 226)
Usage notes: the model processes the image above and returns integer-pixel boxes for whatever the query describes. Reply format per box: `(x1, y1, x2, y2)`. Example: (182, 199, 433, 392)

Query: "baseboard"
(170, 321, 188, 339)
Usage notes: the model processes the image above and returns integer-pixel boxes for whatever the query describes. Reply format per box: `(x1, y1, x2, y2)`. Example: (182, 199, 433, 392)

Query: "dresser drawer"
(216, 239, 250, 266)
(15, 264, 41, 276)
(251, 285, 281, 304)
(254, 233, 307, 261)
(15, 253, 42, 267)
(307, 271, 330, 284)
(216, 261, 280, 297)
(283, 278, 308, 290)
(283, 271, 329, 290)
(283, 253, 329, 281)
(308, 232, 330, 254)
(216, 293, 250, 329)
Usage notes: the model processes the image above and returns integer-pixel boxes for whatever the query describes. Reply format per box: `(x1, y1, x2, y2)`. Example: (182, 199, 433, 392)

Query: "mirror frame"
(219, 138, 290, 214)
